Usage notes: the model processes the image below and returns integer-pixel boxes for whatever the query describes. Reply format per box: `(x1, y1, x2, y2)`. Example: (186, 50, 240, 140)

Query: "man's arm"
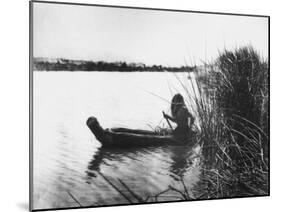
(188, 112, 195, 126)
(162, 111, 176, 123)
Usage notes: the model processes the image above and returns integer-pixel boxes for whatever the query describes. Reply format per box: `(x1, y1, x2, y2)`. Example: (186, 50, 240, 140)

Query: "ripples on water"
(86, 144, 201, 203)
(33, 72, 202, 209)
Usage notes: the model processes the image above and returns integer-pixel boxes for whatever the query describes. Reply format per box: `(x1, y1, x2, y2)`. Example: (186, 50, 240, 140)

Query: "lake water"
(32, 71, 202, 210)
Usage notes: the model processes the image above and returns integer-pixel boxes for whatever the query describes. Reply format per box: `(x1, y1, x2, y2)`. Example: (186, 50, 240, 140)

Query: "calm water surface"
(33, 72, 202, 209)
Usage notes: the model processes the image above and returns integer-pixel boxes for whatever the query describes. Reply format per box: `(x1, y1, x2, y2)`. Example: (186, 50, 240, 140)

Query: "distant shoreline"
(33, 58, 195, 72)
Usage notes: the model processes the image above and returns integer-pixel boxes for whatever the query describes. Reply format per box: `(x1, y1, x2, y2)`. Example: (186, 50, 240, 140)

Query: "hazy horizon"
(33, 2, 268, 67)
(33, 56, 193, 68)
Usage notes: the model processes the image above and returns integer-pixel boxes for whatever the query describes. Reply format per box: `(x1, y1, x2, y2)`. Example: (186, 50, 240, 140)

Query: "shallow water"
(33, 71, 202, 209)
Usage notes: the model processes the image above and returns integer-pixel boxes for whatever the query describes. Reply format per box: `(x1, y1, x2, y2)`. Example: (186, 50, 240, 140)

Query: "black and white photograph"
(30, 1, 269, 211)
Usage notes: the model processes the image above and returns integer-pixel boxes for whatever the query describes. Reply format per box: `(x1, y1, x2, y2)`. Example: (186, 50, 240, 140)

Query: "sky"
(33, 2, 268, 67)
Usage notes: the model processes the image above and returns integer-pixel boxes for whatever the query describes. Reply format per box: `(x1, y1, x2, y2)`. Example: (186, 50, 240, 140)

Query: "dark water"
(33, 72, 202, 209)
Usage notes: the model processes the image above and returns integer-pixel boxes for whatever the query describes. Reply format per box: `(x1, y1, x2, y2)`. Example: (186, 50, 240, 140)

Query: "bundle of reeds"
(193, 46, 269, 198)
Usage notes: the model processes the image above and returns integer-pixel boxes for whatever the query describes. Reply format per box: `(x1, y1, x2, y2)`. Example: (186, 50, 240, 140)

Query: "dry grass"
(192, 46, 269, 199)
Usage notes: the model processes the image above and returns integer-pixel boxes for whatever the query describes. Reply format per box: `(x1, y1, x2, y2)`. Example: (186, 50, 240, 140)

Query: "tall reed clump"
(193, 46, 269, 198)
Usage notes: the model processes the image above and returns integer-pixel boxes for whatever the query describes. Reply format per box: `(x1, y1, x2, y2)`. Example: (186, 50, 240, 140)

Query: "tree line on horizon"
(33, 58, 195, 72)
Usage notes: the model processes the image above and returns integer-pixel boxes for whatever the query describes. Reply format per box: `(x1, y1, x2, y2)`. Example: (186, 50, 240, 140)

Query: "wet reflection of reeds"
(84, 143, 202, 204)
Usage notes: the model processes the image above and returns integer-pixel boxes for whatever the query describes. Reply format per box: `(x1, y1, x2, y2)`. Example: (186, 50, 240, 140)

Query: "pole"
(162, 111, 173, 130)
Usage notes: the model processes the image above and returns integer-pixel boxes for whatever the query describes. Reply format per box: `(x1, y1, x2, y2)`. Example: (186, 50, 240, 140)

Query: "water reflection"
(86, 143, 201, 192)
(169, 145, 201, 179)
(86, 146, 156, 178)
